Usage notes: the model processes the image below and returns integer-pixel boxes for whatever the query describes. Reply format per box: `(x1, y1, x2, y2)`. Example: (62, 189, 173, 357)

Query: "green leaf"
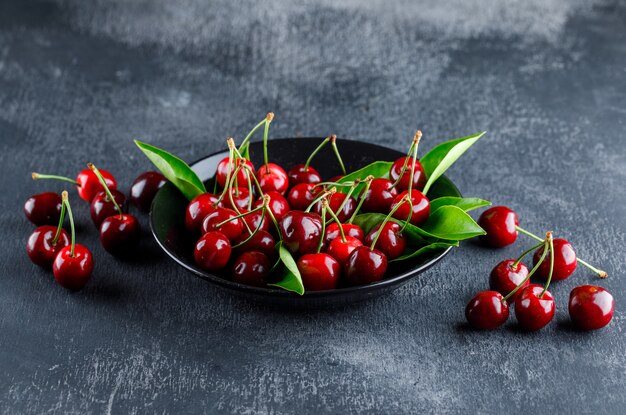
(420, 132, 486, 195)
(268, 243, 305, 295)
(429, 197, 491, 213)
(390, 241, 458, 262)
(135, 140, 206, 201)
(336, 161, 393, 194)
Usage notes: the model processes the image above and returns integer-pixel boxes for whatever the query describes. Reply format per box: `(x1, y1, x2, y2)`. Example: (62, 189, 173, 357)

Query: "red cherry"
(344, 246, 388, 286)
(389, 157, 426, 192)
(216, 157, 255, 188)
(185, 193, 220, 233)
(194, 231, 231, 271)
(297, 253, 341, 291)
(24, 192, 62, 226)
(75, 168, 117, 202)
(52, 244, 94, 290)
(231, 251, 271, 287)
(201, 208, 244, 241)
(465, 291, 509, 329)
(26, 225, 70, 269)
(478, 206, 519, 248)
(314, 192, 357, 222)
(242, 211, 270, 234)
(287, 183, 318, 211)
(324, 223, 364, 245)
(326, 236, 363, 265)
(221, 187, 252, 212)
(256, 163, 289, 195)
(329, 175, 344, 182)
(361, 178, 398, 213)
(533, 238, 577, 281)
(90, 189, 127, 228)
(129, 171, 167, 212)
(254, 191, 290, 221)
(514, 284, 555, 331)
(569, 285, 614, 331)
(99, 214, 141, 256)
(489, 260, 529, 302)
(279, 211, 323, 255)
(287, 164, 322, 186)
(233, 230, 276, 259)
(364, 222, 407, 260)
(390, 190, 430, 227)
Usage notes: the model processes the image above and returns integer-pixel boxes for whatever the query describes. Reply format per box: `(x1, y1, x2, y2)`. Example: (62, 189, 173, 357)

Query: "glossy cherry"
(52, 244, 94, 290)
(389, 157, 427, 192)
(185, 192, 220, 233)
(129, 171, 167, 212)
(216, 156, 254, 189)
(256, 163, 289, 195)
(287, 164, 322, 186)
(26, 225, 70, 268)
(242, 211, 270, 234)
(90, 189, 127, 228)
(76, 168, 117, 202)
(344, 246, 388, 286)
(100, 214, 141, 256)
(568, 285, 614, 330)
(326, 236, 362, 265)
(297, 253, 341, 291)
(24, 192, 62, 226)
(365, 222, 406, 260)
(478, 206, 519, 248)
(324, 223, 364, 244)
(489, 260, 529, 302)
(221, 187, 252, 212)
(233, 230, 276, 259)
(514, 284, 555, 331)
(231, 251, 271, 287)
(361, 178, 398, 213)
(314, 192, 357, 223)
(279, 211, 323, 255)
(287, 183, 318, 211)
(201, 207, 244, 241)
(533, 238, 577, 281)
(194, 231, 231, 271)
(254, 191, 290, 221)
(390, 190, 430, 227)
(465, 291, 510, 330)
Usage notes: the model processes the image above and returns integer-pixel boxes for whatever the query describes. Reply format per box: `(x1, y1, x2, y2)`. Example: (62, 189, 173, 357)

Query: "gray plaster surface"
(1, 0, 625, 413)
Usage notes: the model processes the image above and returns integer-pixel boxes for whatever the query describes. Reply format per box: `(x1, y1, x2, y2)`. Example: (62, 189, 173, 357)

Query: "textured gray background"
(1, 0, 625, 413)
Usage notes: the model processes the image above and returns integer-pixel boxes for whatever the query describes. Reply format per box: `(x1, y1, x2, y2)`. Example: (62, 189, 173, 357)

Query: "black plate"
(150, 138, 462, 308)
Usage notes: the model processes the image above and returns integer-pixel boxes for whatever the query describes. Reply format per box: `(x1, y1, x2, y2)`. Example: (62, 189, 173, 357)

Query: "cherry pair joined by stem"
(24, 192, 62, 226)
(26, 225, 70, 269)
(129, 171, 167, 212)
(32, 168, 117, 202)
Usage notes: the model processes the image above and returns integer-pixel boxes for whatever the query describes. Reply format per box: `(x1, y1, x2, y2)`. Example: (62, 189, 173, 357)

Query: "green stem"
(304, 137, 330, 170)
(325, 205, 346, 242)
(31, 172, 78, 186)
(88, 163, 122, 219)
(540, 237, 555, 298)
(238, 118, 267, 155)
(61, 192, 76, 257)
(262, 113, 273, 174)
(215, 204, 265, 228)
(370, 196, 407, 250)
(305, 188, 335, 213)
(51, 198, 67, 245)
(215, 144, 235, 206)
(330, 135, 346, 175)
(316, 204, 327, 253)
(348, 177, 373, 224)
(390, 139, 417, 189)
(326, 182, 358, 225)
(513, 242, 544, 268)
(232, 210, 266, 249)
(502, 237, 550, 302)
(515, 226, 543, 242)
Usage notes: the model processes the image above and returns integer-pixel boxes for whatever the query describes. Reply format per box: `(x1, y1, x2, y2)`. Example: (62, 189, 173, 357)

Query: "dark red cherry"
(287, 183, 318, 211)
(297, 253, 341, 291)
(216, 157, 254, 188)
(231, 251, 271, 287)
(314, 192, 357, 222)
(533, 238, 577, 281)
(327, 236, 363, 265)
(287, 164, 322, 186)
(465, 291, 509, 330)
(344, 246, 388, 286)
(254, 191, 290, 221)
(221, 187, 252, 212)
(242, 211, 270, 234)
(194, 231, 231, 271)
(185, 193, 220, 233)
(256, 163, 289, 195)
(489, 260, 529, 302)
(329, 175, 344, 183)
(201, 208, 244, 241)
(389, 157, 426, 192)
(361, 178, 398, 213)
(99, 214, 141, 256)
(569, 285, 614, 331)
(324, 223, 364, 245)
(90, 189, 127, 228)
(279, 211, 323, 255)
(76, 168, 117, 202)
(478, 206, 519, 248)
(26, 225, 70, 268)
(390, 190, 430, 227)
(514, 284, 555, 331)
(52, 244, 94, 290)
(233, 230, 276, 259)
(24, 192, 62, 226)
(364, 222, 406, 260)
(129, 171, 167, 212)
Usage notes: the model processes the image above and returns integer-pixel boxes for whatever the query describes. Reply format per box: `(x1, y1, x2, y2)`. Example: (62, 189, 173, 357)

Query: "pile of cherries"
(188, 116, 433, 291)
(466, 206, 614, 331)
(25, 165, 167, 290)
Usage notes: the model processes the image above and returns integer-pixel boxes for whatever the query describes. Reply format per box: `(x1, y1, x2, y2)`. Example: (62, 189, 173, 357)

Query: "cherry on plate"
(232, 251, 272, 287)
(185, 192, 220, 233)
(343, 246, 388, 286)
(287, 183, 319, 211)
(489, 259, 529, 302)
(287, 164, 322, 186)
(256, 163, 289, 195)
(233, 230, 276, 259)
(324, 223, 364, 245)
(100, 214, 141, 256)
(297, 253, 341, 291)
(201, 208, 244, 241)
(221, 187, 252, 212)
(568, 285, 614, 331)
(90, 189, 127, 228)
(129, 171, 167, 212)
(26, 225, 70, 269)
(314, 192, 357, 223)
(361, 178, 398, 213)
(533, 238, 577, 281)
(327, 236, 363, 265)
(390, 190, 430, 227)
(465, 291, 509, 330)
(478, 206, 519, 248)
(254, 191, 290, 221)
(216, 157, 254, 189)
(279, 211, 323, 255)
(24, 192, 62, 226)
(365, 222, 406, 260)
(194, 231, 231, 271)
(514, 284, 555, 331)
(389, 156, 426, 192)
(52, 244, 94, 290)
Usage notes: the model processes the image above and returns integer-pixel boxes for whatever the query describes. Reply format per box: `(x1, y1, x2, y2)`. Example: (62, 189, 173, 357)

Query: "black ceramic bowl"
(150, 138, 461, 308)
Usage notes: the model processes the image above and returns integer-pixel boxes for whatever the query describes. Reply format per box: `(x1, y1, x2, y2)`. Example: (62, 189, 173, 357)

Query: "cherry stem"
(407, 131, 421, 195)
(540, 234, 555, 298)
(348, 175, 374, 224)
(316, 200, 328, 253)
(88, 163, 122, 219)
(512, 242, 544, 268)
(31, 172, 78, 186)
(215, 203, 265, 228)
(262, 112, 274, 174)
(304, 136, 331, 170)
(238, 118, 267, 155)
(232, 209, 267, 249)
(51, 196, 67, 246)
(215, 141, 235, 206)
(263, 200, 282, 235)
(330, 135, 346, 175)
(502, 233, 551, 302)
(305, 187, 336, 213)
(61, 191, 76, 257)
(515, 225, 608, 278)
(325, 203, 347, 242)
(325, 181, 358, 225)
(242, 164, 265, 197)
(390, 131, 421, 190)
(399, 198, 414, 234)
(370, 195, 408, 250)
(313, 181, 355, 189)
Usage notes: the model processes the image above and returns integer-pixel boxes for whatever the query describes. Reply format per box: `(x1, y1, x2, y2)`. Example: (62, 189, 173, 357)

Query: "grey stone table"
(1, 1, 625, 413)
